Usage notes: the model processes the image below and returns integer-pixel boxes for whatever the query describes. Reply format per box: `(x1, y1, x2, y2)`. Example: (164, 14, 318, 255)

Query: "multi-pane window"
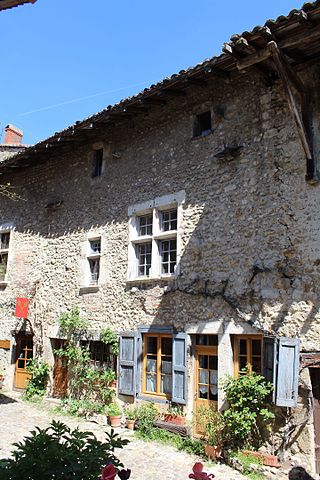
(87, 238, 101, 286)
(138, 215, 153, 236)
(160, 239, 177, 274)
(160, 209, 177, 232)
(128, 194, 184, 280)
(0, 231, 10, 282)
(138, 243, 152, 276)
(143, 334, 172, 397)
(234, 335, 262, 376)
(81, 341, 116, 371)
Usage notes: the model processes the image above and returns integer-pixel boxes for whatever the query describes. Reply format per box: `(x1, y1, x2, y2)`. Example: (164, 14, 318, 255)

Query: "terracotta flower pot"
(242, 450, 280, 468)
(108, 415, 122, 428)
(126, 419, 136, 430)
(163, 414, 186, 426)
(204, 444, 223, 459)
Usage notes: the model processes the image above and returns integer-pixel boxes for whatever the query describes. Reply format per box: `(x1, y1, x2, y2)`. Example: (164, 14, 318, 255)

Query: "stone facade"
(0, 38, 320, 471)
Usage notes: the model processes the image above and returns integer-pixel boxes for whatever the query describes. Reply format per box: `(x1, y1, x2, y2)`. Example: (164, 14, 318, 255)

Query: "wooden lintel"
(237, 48, 272, 70)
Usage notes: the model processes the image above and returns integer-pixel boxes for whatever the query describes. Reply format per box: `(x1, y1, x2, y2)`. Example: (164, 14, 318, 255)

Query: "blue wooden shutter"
(172, 332, 187, 404)
(118, 332, 137, 396)
(275, 337, 300, 407)
(263, 336, 277, 403)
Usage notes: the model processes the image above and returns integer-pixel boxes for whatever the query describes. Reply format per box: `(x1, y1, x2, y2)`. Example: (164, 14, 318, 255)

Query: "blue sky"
(0, 0, 304, 145)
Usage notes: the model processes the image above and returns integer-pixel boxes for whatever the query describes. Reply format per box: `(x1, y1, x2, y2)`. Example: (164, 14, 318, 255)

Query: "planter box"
(163, 414, 186, 426)
(242, 450, 280, 468)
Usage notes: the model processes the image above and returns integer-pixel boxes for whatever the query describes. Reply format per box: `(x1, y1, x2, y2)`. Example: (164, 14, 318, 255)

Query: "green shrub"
(135, 402, 158, 435)
(135, 426, 205, 456)
(0, 420, 128, 480)
(23, 359, 50, 401)
(222, 371, 275, 449)
(60, 398, 105, 417)
(105, 402, 122, 417)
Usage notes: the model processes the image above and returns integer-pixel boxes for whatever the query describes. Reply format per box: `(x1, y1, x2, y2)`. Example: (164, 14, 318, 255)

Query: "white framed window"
(86, 237, 101, 286)
(0, 222, 13, 285)
(127, 191, 185, 281)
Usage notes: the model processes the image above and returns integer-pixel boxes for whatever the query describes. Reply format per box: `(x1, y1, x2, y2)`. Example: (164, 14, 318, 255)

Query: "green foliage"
(196, 406, 226, 446)
(58, 307, 88, 340)
(0, 420, 128, 480)
(232, 451, 264, 480)
(100, 328, 119, 356)
(23, 359, 50, 401)
(135, 427, 205, 456)
(56, 308, 116, 409)
(60, 398, 105, 417)
(222, 371, 275, 450)
(135, 402, 158, 435)
(124, 405, 138, 420)
(105, 402, 122, 417)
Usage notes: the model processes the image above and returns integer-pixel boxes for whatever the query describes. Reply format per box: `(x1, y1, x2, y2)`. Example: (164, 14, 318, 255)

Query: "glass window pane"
(161, 209, 177, 231)
(18, 360, 24, 369)
(239, 339, 247, 355)
(208, 335, 218, 346)
(1, 232, 10, 250)
(147, 357, 157, 373)
(161, 375, 172, 394)
(161, 337, 172, 356)
(161, 360, 172, 374)
(89, 239, 101, 254)
(239, 356, 247, 371)
(146, 374, 156, 392)
(252, 340, 261, 356)
(137, 242, 152, 277)
(209, 369, 218, 385)
(252, 358, 262, 374)
(147, 337, 157, 354)
(89, 258, 100, 284)
(26, 350, 33, 359)
(199, 370, 209, 384)
(209, 356, 218, 370)
(138, 215, 153, 236)
(0, 253, 8, 281)
(199, 355, 208, 369)
(209, 385, 218, 401)
(199, 385, 208, 399)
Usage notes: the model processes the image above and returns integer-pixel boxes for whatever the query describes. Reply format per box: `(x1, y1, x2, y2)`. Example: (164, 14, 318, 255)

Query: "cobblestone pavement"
(0, 392, 246, 480)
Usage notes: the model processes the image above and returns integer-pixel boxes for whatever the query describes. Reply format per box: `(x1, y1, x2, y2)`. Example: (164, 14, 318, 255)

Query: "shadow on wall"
(288, 466, 316, 480)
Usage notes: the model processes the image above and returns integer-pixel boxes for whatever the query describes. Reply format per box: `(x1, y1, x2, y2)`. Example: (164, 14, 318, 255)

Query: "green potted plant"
(105, 402, 122, 428)
(197, 406, 225, 459)
(124, 405, 138, 430)
(163, 404, 186, 426)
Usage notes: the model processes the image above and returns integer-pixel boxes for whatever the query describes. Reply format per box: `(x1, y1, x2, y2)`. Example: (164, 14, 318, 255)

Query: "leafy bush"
(196, 405, 226, 446)
(0, 420, 128, 480)
(135, 426, 205, 456)
(222, 371, 274, 449)
(60, 398, 105, 417)
(101, 328, 119, 356)
(105, 403, 122, 417)
(135, 402, 158, 435)
(23, 359, 50, 401)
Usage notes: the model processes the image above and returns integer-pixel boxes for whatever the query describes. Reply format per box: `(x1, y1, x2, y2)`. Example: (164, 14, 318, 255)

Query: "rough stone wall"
(0, 62, 320, 466)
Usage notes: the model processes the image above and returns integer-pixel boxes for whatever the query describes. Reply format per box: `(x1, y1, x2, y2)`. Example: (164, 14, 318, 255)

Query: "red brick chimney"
(3, 124, 23, 145)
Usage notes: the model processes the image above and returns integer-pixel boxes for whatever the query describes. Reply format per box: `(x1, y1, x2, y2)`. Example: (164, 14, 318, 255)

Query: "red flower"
(101, 464, 117, 480)
(189, 462, 214, 480)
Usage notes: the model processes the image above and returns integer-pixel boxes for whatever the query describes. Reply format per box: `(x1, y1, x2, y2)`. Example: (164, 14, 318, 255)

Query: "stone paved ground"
(0, 392, 246, 480)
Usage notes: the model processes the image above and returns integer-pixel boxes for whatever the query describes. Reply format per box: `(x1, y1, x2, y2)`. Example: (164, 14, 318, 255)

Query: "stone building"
(1, 0, 320, 472)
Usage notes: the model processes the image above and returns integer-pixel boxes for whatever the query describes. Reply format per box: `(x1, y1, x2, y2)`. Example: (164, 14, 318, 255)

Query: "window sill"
(79, 285, 100, 294)
(191, 130, 213, 141)
(127, 274, 176, 284)
(137, 394, 170, 404)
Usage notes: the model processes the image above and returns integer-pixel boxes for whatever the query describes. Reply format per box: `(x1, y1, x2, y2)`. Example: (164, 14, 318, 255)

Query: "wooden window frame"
(142, 333, 172, 398)
(234, 335, 263, 376)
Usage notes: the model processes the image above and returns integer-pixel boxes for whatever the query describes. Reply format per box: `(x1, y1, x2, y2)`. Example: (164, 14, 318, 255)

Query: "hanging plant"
(101, 328, 119, 356)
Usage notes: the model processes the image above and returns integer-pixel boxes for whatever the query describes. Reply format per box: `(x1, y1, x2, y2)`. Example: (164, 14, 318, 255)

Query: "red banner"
(15, 297, 30, 318)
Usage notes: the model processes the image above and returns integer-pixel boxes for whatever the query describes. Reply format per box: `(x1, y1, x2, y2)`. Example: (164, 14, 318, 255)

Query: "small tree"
(222, 371, 275, 450)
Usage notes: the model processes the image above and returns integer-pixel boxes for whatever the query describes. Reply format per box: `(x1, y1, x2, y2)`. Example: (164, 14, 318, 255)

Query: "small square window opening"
(193, 111, 212, 138)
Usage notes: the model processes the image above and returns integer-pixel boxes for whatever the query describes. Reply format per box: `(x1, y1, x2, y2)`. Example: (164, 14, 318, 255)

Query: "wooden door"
(194, 338, 218, 436)
(310, 368, 320, 474)
(14, 336, 33, 389)
(53, 340, 68, 398)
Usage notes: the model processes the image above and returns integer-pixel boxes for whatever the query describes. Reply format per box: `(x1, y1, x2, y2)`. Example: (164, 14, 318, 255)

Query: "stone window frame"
(0, 222, 14, 287)
(127, 191, 185, 282)
(80, 233, 103, 291)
